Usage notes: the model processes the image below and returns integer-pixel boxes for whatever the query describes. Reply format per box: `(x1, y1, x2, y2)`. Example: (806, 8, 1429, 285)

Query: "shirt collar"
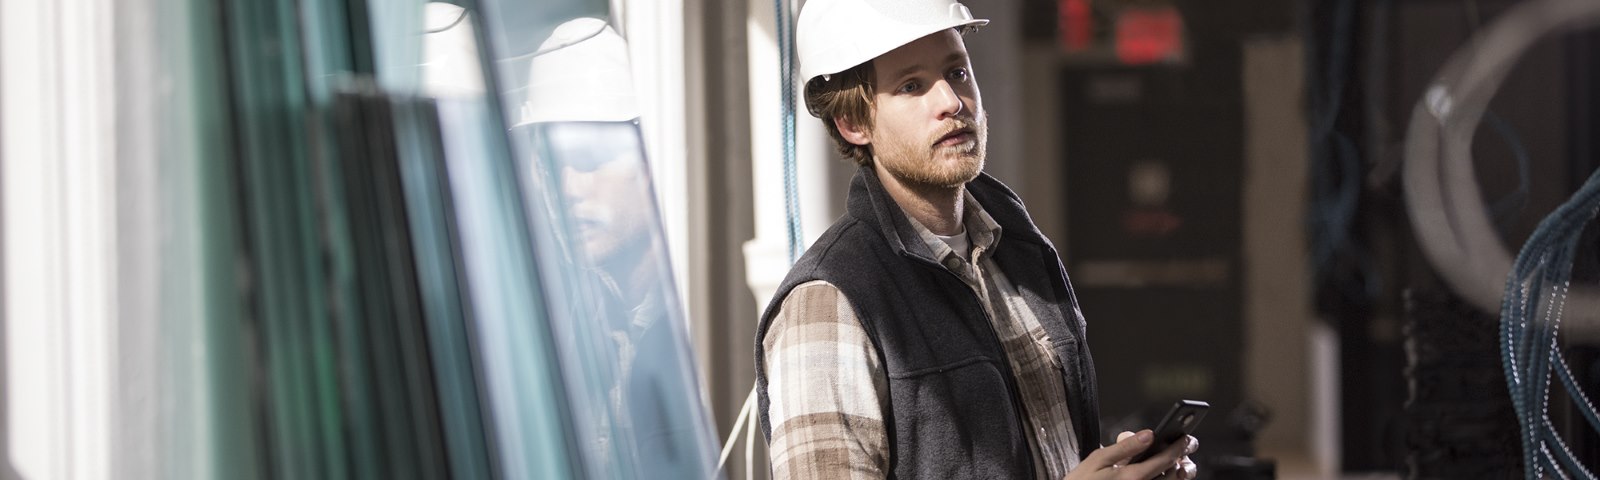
(898, 190, 1004, 264)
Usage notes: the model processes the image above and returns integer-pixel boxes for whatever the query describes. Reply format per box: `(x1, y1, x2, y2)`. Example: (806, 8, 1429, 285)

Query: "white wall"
(742, 0, 832, 313)
(1, 0, 118, 477)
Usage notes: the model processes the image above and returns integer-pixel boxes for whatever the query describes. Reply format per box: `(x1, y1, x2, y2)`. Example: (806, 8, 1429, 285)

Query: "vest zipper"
(920, 255, 1040, 479)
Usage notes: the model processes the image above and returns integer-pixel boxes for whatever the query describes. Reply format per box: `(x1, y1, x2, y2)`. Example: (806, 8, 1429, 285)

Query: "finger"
(1080, 429, 1152, 471)
(1155, 458, 1185, 480)
(1153, 462, 1181, 480)
(1123, 435, 1191, 479)
(1183, 435, 1199, 455)
(1112, 431, 1136, 466)
(1178, 457, 1197, 480)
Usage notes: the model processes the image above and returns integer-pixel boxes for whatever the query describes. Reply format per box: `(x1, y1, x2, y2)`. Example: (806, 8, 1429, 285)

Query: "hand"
(1116, 431, 1197, 480)
(1061, 430, 1199, 480)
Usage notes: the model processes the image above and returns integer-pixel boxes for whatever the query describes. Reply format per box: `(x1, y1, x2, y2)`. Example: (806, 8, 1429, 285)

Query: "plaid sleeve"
(763, 280, 890, 479)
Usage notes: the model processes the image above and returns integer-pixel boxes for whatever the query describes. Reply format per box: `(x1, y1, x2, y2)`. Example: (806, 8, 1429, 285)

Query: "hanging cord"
(716, 389, 756, 470)
(1307, 0, 1380, 307)
(717, 0, 802, 477)
(778, 0, 803, 263)
(1501, 167, 1600, 480)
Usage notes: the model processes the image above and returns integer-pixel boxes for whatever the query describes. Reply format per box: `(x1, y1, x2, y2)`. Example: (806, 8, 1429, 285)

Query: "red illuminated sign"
(1059, 0, 1093, 53)
(1115, 7, 1183, 65)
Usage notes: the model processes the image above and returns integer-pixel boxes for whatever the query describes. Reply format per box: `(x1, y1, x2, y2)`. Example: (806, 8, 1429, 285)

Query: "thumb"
(1084, 429, 1152, 470)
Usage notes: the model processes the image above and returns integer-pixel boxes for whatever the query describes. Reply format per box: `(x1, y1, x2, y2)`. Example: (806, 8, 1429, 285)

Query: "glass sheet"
(468, 1, 723, 477)
(327, 87, 457, 480)
(214, 0, 504, 478)
(327, 89, 389, 480)
(433, 92, 579, 479)
(516, 121, 721, 478)
(392, 95, 495, 480)
(152, 0, 261, 477)
(200, 0, 719, 477)
(218, 0, 345, 476)
(419, 4, 582, 476)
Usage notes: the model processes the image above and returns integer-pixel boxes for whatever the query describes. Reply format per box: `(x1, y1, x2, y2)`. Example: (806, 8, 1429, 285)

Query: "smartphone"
(1128, 399, 1209, 464)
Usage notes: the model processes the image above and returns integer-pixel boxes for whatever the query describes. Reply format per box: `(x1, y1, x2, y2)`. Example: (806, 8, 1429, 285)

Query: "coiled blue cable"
(1501, 167, 1600, 480)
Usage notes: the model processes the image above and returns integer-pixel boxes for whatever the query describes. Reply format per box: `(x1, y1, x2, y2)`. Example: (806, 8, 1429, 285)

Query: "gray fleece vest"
(755, 167, 1102, 479)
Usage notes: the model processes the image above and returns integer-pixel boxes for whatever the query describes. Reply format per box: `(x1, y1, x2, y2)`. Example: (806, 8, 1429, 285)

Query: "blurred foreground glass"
(424, 2, 719, 478)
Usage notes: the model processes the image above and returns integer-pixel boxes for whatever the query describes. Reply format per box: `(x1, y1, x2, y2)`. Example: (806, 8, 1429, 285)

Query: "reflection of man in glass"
(559, 128, 654, 307)
(519, 17, 713, 478)
(545, 122, 663, 363)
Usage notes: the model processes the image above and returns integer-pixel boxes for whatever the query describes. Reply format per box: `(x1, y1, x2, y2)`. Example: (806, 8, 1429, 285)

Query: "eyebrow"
(888, 51, 969, 84)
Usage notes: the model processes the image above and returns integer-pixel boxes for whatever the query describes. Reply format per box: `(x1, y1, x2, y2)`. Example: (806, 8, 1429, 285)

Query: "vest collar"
(847, 165, 1053, 262)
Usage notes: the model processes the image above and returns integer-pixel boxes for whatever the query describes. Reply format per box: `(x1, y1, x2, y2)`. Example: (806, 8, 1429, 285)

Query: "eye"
(898, 81, 921, 94)
(947, 68, 969, 83)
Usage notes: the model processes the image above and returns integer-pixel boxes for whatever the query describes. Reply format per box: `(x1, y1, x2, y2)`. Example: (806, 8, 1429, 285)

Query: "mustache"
(932, 117, 981, 145)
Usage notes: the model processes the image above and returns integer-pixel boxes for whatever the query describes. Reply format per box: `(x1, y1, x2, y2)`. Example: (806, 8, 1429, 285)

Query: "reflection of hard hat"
(422, 2, 486, 97)
(518, 17, 639, 125)
(797, 0, 988, 84)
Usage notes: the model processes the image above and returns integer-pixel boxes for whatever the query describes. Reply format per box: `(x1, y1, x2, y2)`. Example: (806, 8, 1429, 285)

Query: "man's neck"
(873, 162, 965, 236)
(599, 237, 655, 298)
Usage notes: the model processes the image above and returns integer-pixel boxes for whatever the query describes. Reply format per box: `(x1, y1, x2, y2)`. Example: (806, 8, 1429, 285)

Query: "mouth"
(934, 127, 976, 148)
(574, 216, 604, 231)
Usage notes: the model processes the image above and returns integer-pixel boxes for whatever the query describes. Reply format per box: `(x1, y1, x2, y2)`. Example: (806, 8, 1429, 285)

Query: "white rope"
(745, 388, 759, 480)
(715, 386, 757, 474)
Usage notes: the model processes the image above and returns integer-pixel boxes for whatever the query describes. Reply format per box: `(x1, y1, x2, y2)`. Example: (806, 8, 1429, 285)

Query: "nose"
(561, 165, 590, 197)
(932, 79, 964, 120)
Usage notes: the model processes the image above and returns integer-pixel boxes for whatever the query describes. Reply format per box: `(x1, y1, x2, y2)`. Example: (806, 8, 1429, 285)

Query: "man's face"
(861, 28, 987, 188)
(544, 123, 652, 264)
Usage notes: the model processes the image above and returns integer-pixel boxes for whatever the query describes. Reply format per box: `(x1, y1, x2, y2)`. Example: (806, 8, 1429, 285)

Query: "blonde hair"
(803, 62, 876, 166)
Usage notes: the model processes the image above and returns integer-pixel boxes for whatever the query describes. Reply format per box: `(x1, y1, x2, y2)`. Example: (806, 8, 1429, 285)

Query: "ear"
(833, 115, 871, 146)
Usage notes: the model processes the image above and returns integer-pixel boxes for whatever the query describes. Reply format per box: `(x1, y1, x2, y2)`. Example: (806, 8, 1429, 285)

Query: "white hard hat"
(421, 2, 486, 97)
(796, 0, 988, 84)
(518, 17, 640, 125)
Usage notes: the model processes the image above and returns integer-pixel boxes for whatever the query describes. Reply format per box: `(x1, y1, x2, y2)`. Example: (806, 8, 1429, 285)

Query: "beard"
(873, 115, 988, 189)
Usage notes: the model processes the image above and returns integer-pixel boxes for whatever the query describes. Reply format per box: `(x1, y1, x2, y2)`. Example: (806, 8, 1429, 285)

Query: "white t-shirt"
(935, 228, 971, 261)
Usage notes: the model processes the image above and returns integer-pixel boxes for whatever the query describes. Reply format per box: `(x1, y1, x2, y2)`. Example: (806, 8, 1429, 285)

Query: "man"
(754, 1, 1199, 478)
